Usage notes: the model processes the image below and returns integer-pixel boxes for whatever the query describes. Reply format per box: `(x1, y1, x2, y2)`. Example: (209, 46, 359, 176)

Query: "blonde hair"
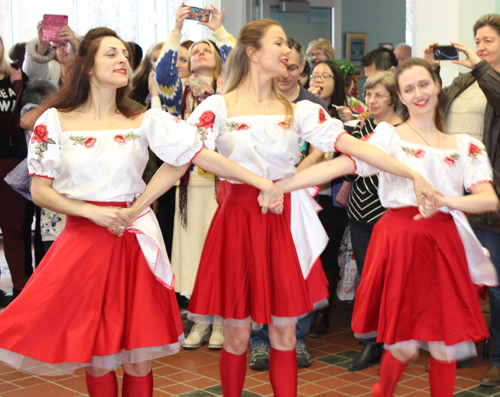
(189, 39, 223, 81)
(222, 19, 294, 123)
(306, 38, 334, 59)
(0, 36, 12, 77)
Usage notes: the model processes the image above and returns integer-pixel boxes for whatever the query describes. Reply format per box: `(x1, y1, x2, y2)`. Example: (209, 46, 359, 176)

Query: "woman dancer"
(0, 27, 281, 397)
(125, 20, 434, 396)
(274, 58, 498, 396)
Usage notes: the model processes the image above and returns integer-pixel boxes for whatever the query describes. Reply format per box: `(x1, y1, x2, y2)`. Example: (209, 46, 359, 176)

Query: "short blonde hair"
(306, 38, 334, 59)
(0, 36, 12, 77)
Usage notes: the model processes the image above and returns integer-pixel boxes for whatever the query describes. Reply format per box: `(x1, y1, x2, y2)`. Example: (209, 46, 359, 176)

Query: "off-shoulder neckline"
(49, 107, 153, 134)
(378, 122, 462, 152)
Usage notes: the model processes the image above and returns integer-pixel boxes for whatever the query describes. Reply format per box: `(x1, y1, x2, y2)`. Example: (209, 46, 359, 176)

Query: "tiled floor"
(1, 241, 500, 396)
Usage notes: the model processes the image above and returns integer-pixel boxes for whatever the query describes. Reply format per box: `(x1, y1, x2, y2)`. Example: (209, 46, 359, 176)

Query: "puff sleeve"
(351, 122, 399, 177)
(142, 109, 205, 166)
(294, 100, 346, 153)
(461, 135, 494, 193)
(186, 95, 226, 151)
(28, 108, 61, 180)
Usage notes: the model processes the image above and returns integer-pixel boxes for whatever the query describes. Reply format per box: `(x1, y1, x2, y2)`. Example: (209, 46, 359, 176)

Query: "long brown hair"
(222, 19, 294, 123)
(29, 27, 143, 130)
(395, 57, 445, 131)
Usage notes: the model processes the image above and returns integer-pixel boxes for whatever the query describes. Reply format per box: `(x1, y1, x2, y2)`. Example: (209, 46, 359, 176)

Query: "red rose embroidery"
(237, 123, 250, 131)
(114, 134, 126, 144)
(197, 111, 216, 129)
(469, 143, 481, 156)
(84, 137, 97, 148)
(319, 108, 327, 124)
(444, 156, 455, 166)
(32, 124, 50, 143)
(172, 116, 182, 124)
(414, 148, 425, 158)
(278, 121, 290, 130)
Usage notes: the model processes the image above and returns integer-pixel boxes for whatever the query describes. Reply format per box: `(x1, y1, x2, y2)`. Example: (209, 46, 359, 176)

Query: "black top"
(346, 118, 385, 225)
(0, 75, 26, 159)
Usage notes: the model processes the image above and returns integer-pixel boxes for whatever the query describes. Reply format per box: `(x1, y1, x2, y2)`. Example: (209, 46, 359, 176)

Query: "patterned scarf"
(178, 74, 224, 228)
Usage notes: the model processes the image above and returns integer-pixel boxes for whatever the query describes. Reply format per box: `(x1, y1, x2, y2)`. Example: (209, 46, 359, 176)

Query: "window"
(1, 0, 220, 56)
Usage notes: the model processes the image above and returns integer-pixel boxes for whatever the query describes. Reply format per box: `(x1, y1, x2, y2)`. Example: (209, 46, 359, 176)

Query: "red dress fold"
(189, 183, 329, 325)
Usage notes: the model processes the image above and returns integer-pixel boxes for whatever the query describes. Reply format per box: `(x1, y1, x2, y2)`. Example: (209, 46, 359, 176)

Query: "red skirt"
(351, 207, 489, 348)
(0, 202, 184, 375)
(188, 183, 329, 326)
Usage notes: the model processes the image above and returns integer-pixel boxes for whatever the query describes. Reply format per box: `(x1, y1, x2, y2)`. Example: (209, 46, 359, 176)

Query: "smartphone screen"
(434, 45, 458, 61)
(42, 14, 68, 44)
(185, 6, 210, 23)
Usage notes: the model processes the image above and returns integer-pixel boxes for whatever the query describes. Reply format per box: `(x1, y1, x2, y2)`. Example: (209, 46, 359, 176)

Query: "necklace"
(253, 102, 269, 114)
(238, 95, 271, 114)
(406, 121, 435, 147)
(84, 112, 113, 130)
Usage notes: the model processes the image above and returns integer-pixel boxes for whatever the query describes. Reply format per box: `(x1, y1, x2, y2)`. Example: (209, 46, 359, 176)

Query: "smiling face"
(190, 42, 216, 76)
(252, 25, 291, 79)
(91, 36, 130, 89)
(364, 83, 394, 120)
(176, 46, 190, 78)
(277, 47, 302, 93)
(311, 63, 335, 101)
(475, 25, 500, 71)
(397, 65, 439, 118)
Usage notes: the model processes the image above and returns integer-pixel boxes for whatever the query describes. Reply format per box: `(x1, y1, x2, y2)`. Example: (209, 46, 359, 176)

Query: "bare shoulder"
(57, 109, 145, 131)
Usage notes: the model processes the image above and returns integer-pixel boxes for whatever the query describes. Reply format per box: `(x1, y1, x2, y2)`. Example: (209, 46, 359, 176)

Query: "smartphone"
(42, 14, 68, 44)
(185, 6, 210, 23)
(434, 45, 458, 61)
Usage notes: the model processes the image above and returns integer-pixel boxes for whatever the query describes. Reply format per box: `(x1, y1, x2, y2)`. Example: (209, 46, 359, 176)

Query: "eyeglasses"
(307, 52, 326, 59)
(310, 74, 334, 81)
(363, 92, 391, 101)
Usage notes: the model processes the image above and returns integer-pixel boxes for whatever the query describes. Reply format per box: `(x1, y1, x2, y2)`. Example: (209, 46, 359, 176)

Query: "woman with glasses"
(345, 71, 402, 372)
(306, 38, 334, 66)
(306, 59, 350, 337)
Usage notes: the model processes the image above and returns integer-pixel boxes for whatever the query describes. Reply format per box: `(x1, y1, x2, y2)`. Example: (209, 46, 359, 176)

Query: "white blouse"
(28, 108, 204, 202)
(187, 95, 344, 182)
(353, 122, 496, 286)
(27, 108, 206, 290)
(186, 95, 346, 278)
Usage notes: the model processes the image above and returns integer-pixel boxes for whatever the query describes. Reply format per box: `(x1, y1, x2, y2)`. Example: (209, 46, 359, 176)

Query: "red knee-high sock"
(220, 348, 246, 397)
(122, 370, 153, 397)
(85, 370, 118, 397)
(373, 351, 407, 397)
(428, 356, 456, 397)
(269, 347, 297, 397)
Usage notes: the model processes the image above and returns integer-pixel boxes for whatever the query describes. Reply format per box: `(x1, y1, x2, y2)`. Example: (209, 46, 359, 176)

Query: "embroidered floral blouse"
(187, 95, 345, 182)
(28, 108, 205, 202)
(352, 122, 493, 209)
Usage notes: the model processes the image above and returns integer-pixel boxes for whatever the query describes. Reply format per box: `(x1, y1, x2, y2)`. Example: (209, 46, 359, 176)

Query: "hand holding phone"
(42, 14, 69, 44)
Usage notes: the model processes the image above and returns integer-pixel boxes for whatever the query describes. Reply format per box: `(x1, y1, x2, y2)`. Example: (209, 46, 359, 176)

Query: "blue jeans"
(474, 229, 500, 366)
(249, 312, 313, 348)
(349, 220, 374, 278)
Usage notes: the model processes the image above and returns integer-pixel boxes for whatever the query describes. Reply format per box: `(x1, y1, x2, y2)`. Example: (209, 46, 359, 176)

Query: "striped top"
(346, 118, 386, 224)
